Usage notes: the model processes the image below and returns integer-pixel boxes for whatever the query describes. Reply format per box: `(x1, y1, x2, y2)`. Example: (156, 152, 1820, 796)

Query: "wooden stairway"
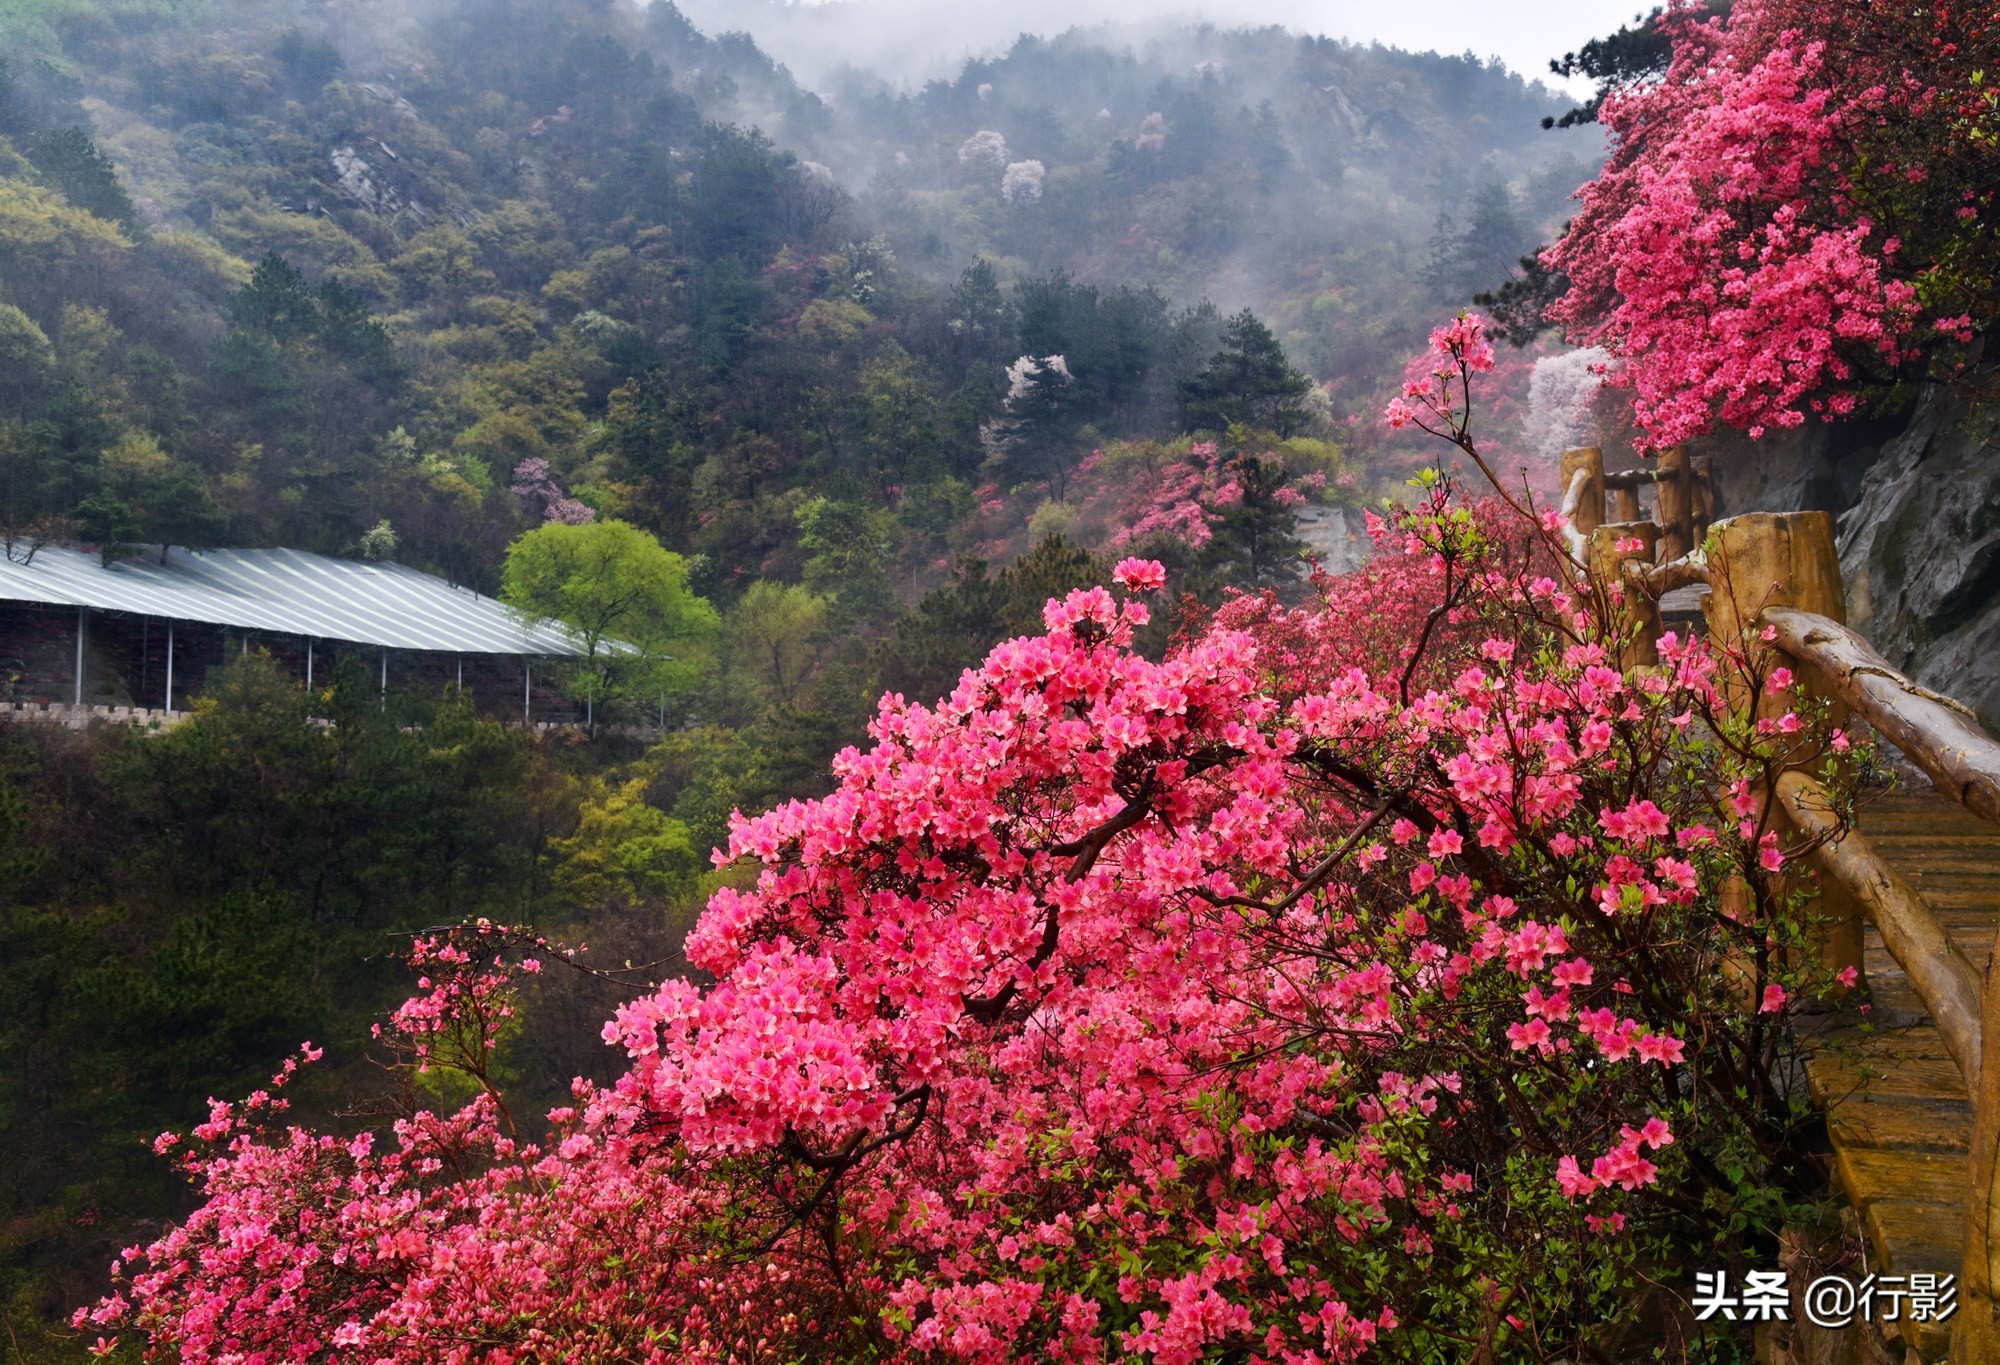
(1804, 790, 2000, 1358)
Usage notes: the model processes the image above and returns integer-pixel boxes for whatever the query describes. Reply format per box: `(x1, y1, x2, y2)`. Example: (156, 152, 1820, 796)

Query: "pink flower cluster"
(510, 456, 597, 524)
(1545, 0, 1996, 446)
(83, 500, 1843, 1361)
(1383, 313, 1496, 437)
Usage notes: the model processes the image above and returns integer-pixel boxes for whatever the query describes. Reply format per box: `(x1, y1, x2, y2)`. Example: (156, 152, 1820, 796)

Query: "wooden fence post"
(1704, 511, 1864, 987)
(1960, 976, 2000, 1358)
(1587, 521, 1661, 671)
(1559, 446, 1605, 540)
(1704, 511, 1847, 712)
(1657, 444, 1695, 562)
(1690, 454, 1716, 538)
(1609, 483, 1641, 525)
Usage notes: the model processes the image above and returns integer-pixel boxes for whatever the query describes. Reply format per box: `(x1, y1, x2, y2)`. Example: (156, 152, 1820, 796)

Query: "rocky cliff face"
(1697, 383, 2000, 732)
(1839, 389, 2000, 734)
(1294, 504, 1372, 577)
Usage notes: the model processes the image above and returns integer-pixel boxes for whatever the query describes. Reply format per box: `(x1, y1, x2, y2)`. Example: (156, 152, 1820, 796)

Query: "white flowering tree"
(1001, 159, 1046, 203)
(1524, 347, 1612, 461)
(957, 129, 1008, 172)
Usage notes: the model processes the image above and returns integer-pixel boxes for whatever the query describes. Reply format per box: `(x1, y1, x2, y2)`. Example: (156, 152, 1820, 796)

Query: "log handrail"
(1777, 772, 1986, 1082)
(1765, 607, 2000, 828)
(1603, 457, 1713, 493)
(1634, 547, 1708, 599)
(1558, 446, 1707, 577)
(1559, 466, 1589, 522)
(1574, 505, 2000, 1349)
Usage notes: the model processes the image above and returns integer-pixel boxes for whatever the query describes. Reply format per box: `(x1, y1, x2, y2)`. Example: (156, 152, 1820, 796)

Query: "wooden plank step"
(1865, 1202, 1965, 1274)
(1810, 786, 2000, 1358)
(1806, 1035, 1965, 1107)
(1885, 901, 2000, 923)
(1828, 1099, 1970, 1154)
(1835, 1146, 1968, 1212)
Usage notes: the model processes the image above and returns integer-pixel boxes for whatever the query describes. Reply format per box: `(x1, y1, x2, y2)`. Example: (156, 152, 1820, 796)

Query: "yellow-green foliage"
(794, 296, 872, 348)
(727, 579, 830, 708)
(0, 302, 53, 376)
(392, 226, 497, 306)
(143, 229, 254, 289)
(0, 177, 131, 260)
(548, 771, 700, 912)
(1, 0, 212, 54)
(205, 198, 398, 303)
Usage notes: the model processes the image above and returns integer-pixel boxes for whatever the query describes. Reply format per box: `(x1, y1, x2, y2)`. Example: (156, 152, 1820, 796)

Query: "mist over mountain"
(810, 18, 1599, 408)
(669, 0, 1629, 100)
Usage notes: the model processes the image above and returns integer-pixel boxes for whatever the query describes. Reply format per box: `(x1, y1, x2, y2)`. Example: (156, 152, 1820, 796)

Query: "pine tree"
(1176, 309, 1311, 436)
(27, 127, 137, 230)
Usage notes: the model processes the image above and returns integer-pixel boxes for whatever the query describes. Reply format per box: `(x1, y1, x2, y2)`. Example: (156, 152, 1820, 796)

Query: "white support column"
(455, 654, 463, 691)
(165, 621, 174, 712)
(306, 638, 314, 691)
(524, 660, 531, 724)
(73, 606, 85, 706)
(380, 648, 388, 705)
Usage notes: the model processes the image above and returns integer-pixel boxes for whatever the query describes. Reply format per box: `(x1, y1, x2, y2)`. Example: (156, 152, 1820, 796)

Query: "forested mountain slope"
(0, 0, 1596, 603)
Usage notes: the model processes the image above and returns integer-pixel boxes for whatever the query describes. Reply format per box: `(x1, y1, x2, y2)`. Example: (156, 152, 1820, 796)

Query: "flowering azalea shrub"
(1545, 0, 1998, 446)
(81, 328, 1856, 1363)
(1371, 320, 1549, 491)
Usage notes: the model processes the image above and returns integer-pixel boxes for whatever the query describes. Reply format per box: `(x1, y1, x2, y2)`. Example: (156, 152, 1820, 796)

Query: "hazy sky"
(672, 0, 1654, 99)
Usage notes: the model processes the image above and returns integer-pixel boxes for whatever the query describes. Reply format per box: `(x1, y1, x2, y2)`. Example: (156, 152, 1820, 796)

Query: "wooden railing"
(1560, 445, 2000, 1354)
(1557, 442, 1714, 569)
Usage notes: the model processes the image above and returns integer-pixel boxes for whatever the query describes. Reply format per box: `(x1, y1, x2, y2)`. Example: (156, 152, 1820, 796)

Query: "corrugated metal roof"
(0, 546, 584, 655)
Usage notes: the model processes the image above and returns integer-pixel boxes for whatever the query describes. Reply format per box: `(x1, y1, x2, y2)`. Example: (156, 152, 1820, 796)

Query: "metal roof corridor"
(0, 546, 583, 655)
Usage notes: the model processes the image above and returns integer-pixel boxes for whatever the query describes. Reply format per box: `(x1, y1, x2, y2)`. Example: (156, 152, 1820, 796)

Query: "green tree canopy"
(26, 126, 138, 230)
(500, 519, 719, 715)
(728, 579, 830, 709)
(1176, 309, 1311, 437)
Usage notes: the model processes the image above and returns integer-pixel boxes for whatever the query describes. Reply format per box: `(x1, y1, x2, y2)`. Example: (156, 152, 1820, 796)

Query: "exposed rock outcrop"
(1693, 383, 2000, 732)
(1838, 387, 2000, 733)
(1700, 415, 1886, 525)
(1295, 503, 1371, 577)
(331, 145, 401, 215)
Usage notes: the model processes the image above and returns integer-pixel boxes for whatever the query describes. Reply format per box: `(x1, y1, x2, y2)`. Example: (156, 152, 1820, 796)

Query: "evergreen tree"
(1543, 2, 1732, 128)
(1454, 180, 1529, 300)
(26, 127, 137, 230)
(947, 258, 1015, 369)
(1473, 252, 1568, 347)
(1200, 451, 1308, 588)
(0, 58, 25, 137)
(229, 256, 320, 343)
(1177, 309, 1311, 436)
(141, 467, 229, 554)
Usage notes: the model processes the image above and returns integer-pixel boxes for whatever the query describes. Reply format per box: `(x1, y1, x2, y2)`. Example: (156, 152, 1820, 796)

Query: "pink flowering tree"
(511, 456, 598, 525)
(1544, 0, 1998, 447)
(81, 330, 1858, 1362)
